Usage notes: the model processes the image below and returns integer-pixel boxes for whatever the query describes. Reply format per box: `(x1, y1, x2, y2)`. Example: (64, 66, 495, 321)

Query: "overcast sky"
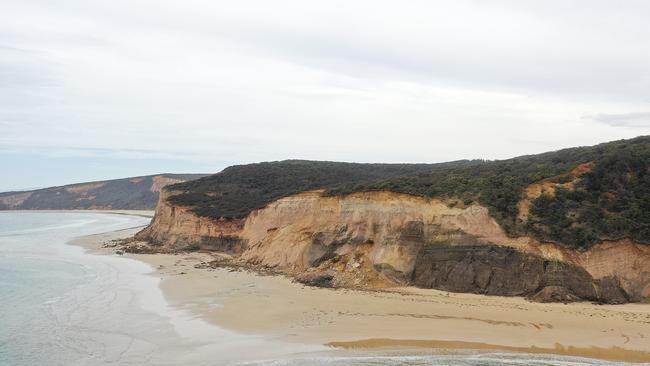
(2, 0, 650, 191)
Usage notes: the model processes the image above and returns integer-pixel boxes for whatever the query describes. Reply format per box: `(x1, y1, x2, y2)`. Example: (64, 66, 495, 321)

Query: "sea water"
(0, 212, 645, 366)
(0, 211, 314, 366)
(0, 212, 155, 365)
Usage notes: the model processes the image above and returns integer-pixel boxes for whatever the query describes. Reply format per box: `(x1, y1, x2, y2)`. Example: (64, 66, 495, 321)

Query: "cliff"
(134, 137, 650, 303)
(161, 137, 650, 250)
(136, 190, 650, 304)
(137, 189, 246, 253)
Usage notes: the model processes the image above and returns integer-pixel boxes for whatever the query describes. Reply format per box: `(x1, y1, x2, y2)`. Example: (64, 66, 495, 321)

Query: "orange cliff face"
(239, 191, 531, 271)
(136, 189, 650, 303)
(136, 189, 246, 253)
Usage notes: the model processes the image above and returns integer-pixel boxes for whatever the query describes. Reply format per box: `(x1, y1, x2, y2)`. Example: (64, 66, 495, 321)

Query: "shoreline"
(72, 211, 650, 364)
(1, 209, 156, 218)
(328, 339, 650, 364)
(69, 214, 326, 363)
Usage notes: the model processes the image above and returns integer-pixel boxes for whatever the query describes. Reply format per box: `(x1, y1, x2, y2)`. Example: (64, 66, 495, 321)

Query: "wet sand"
(74, 218, 650, 364)
(11, 209, 156, 217)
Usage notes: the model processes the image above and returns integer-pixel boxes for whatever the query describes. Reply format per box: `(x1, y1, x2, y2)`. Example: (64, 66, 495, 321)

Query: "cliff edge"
(134, 138, 650, 304)
(136, 189, 649, 304)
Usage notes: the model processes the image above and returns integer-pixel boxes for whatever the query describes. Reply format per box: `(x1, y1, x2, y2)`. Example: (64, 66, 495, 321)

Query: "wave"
(236, 353, 643, 366)
(0, 219, 99, 237)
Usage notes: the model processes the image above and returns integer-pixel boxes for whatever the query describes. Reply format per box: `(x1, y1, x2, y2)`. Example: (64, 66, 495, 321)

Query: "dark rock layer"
(410, 244, 626, 304)
(149, 235, 246, 254)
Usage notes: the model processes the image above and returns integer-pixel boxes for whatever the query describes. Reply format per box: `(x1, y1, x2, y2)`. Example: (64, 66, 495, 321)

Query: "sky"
(1, 0, 650, 191)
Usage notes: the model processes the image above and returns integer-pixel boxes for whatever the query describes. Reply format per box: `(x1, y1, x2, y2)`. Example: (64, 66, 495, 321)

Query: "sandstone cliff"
(136, 189, 650, 304)
(137, 189, 246, 253)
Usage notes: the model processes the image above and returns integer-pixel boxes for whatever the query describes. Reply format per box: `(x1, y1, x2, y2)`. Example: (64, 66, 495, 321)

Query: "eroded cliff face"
(136, 190, 246, 253)
(137, 190, 650, 303)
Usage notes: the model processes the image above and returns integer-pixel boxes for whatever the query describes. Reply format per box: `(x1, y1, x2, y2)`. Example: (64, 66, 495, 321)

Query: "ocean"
(0, 212, 157, 365)
(0, 211, 644, 366)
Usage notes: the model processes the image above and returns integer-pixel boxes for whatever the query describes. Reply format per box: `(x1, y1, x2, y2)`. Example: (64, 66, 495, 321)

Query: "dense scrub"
(167, 160, 455, 219)
(326, 146, 599, 233)
(167, 137, 650, 248)
(328, 137, 650, 248)
(527, 140, 650, 248)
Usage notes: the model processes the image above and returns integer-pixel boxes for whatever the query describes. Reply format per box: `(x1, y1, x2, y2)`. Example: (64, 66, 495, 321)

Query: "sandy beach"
(73, 214, 650, 364)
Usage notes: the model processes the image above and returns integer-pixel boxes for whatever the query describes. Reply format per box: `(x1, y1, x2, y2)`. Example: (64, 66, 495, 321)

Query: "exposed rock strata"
(136, 190, 650, 304)
(412, 244, 613, 303)
(137, 190, 246, 253)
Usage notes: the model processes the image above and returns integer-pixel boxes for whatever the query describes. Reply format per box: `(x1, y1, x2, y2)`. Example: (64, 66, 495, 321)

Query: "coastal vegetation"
(167, 137, 650, 249)
(167, 161, 447, 219)
(527, 141, 650, 248)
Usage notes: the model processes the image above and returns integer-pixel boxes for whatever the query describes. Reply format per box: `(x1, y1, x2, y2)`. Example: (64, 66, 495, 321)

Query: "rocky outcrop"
(136, 190, 246, 253)
(577, 240, 650, 302)
(237, 191, 532, 272)
(136, 190, 650, 304)
(412, 244, 611, 303)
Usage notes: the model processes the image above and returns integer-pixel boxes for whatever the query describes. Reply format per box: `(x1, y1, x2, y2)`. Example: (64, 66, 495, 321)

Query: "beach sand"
(73, 217, 650, 363)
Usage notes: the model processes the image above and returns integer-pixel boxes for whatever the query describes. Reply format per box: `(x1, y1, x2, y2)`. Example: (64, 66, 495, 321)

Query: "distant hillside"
(0, 174, 207, 210)
(165, 137, 650, 249)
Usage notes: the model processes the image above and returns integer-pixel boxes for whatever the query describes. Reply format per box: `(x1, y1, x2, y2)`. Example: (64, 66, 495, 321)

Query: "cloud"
(170, 1, 650, 101)
(593, 112, 650, 128)
(0, 0, 649, 191)
(0, 145, 211, 161)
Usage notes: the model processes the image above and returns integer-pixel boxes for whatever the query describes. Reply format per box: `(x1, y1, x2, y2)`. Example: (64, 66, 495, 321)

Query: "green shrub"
(167, 137, 650, 249)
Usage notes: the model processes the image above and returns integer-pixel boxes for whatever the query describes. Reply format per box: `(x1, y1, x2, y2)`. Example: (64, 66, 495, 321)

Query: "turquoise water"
(0, 212, 646, 366)
(0, 212, 151, 365)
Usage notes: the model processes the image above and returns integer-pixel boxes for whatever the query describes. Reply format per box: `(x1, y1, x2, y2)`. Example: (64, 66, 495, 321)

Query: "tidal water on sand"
(0, 211, 314, 366)
(240, 352, 646, 366)
(0, 212, 156, 365)
(0, 212, 645, 366)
